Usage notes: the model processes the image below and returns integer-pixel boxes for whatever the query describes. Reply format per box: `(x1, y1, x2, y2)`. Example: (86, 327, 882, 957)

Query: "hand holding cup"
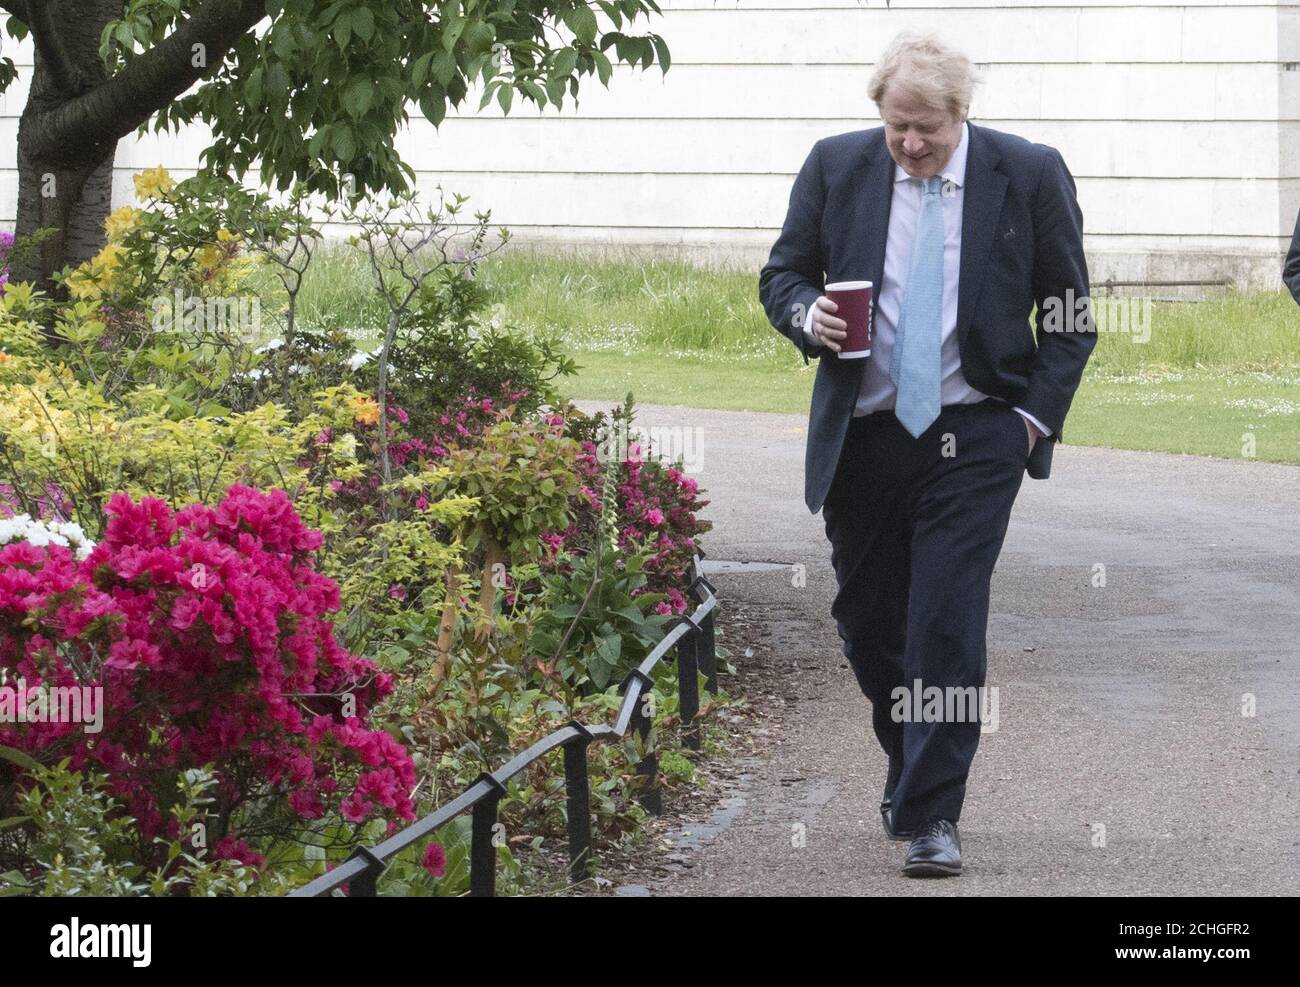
(809, 296, 848, 353)
(811, 281, 873, 358)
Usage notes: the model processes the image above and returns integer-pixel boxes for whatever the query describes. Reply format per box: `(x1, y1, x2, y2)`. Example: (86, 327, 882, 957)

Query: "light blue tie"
(890, 175, 945, 437)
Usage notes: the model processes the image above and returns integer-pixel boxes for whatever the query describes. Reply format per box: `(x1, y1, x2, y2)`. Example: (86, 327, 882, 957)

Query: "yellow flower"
(216, 228, 239, 243)
(133, 166, 175, 202)
(103, 206, 142, 243)
(65, 269, 101, 301)
(93, 244, 126, 281)
(66, 244, 126, 300)
(196, 244, 224, 272)
(66, 263, 103, 301)
(351, 395, 380, 426)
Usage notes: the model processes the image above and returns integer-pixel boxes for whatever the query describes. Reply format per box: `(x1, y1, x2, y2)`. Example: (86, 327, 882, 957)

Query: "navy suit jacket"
(759, 121, 1097, 514)
(1285, 208, 1300, 304)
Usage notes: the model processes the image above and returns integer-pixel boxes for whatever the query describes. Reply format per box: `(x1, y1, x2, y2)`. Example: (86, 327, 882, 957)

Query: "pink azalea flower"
(422, 842, 447, 878)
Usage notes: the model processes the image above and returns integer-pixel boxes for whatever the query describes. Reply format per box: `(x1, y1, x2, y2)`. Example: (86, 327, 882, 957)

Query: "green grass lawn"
(298, 246, 1300, 466)
(561, 352, 1300, 465)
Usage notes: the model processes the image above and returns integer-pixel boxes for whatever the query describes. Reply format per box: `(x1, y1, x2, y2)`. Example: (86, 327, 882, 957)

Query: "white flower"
(255, 338, 285, 354)
(0, 514, 96, 560)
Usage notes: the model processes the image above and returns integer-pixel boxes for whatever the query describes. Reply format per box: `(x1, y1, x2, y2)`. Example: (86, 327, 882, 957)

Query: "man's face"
(880, 79, 964, 180)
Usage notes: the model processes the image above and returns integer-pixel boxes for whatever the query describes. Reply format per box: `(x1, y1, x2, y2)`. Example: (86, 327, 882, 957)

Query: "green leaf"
(411, 51, 434, 87)
(463, 21, 494, 55)
(344, 77, 374, 118)
(650, 34, 671, 72)
(593, 50, 612, 86)
(271, 26, 296, 59)
(564, 6, 598, 46)
(442, 16, 466, 52)
(545, 73, 567, 106)
(0, 746, 40, 772)
(333, 125, 358, 162)
(245, 66, 264, 106)
(596, 633, 621, 663)
(553, 47, 578, 79)
(0, 872, 32, 895)
(267, 63, 290, 101)
(352, 7, 376, 43)
(419, 89, 447, 127)
(432, 50, 457, 87)
(596, 2, 623, 29)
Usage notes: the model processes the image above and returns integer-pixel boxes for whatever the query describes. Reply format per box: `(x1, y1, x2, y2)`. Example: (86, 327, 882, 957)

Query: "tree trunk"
(9, 1, 121, 291)
(13, 151, 116, 292)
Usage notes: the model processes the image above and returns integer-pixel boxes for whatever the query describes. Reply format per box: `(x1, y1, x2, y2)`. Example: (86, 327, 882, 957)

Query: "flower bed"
(0, 170, 716, 896)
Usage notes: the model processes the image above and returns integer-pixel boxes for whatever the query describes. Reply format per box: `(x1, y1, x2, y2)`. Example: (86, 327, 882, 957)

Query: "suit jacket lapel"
(859, 131, 894, 300)
(845, 131, 894, 409)
(956, 122, 1008, 347)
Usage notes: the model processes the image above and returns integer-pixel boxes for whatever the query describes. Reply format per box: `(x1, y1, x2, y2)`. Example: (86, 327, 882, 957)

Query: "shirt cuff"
(1013, 407, 1052, 438)
(802, 306, 824, 349)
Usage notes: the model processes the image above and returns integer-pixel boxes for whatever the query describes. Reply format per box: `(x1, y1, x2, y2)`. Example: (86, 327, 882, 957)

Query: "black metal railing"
(291, 549, 720, 897)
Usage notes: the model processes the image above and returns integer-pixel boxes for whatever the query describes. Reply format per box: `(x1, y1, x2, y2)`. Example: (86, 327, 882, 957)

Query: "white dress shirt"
(803, 120, 1050, 437)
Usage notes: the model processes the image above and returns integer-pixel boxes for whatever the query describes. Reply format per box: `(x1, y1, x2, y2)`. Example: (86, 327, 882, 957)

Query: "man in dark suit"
(759, 30, 1096, 877)
(1285, 208, 1300, 304)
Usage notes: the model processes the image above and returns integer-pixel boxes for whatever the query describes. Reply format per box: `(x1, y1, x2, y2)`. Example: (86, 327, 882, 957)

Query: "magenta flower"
(0, 486, 418, 860)
(422, 842, 447, 878)
(0, 230, 13, 295)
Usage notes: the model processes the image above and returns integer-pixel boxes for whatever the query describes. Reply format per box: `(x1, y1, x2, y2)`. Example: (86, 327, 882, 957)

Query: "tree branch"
(27, 0, 91, 95)
(23, 0, 268, 162)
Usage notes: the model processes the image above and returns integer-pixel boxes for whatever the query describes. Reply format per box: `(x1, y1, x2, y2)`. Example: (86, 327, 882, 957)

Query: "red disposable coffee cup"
(824, 281, 873, 358)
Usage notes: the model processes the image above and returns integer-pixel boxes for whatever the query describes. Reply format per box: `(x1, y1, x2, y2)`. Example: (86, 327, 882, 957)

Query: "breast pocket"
(987, 224, 1035, 314)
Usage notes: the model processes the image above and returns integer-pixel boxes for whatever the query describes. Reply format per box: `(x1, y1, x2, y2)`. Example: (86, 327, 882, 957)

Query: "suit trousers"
(820, 397, 1028, 832)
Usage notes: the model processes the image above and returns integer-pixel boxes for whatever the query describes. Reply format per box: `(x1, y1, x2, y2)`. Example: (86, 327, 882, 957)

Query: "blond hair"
(868, 30, 982, 120)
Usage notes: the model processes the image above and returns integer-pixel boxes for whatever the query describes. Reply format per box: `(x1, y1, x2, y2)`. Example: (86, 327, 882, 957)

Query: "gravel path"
(573, 400, 1300, 896)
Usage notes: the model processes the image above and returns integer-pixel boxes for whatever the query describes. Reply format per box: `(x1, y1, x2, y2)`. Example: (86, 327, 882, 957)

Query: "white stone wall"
(2, 1, 1297, 289)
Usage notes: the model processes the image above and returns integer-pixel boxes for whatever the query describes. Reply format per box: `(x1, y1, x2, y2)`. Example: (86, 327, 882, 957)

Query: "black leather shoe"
(879, 756, 912, 841)
(901, 819, 962, 877)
